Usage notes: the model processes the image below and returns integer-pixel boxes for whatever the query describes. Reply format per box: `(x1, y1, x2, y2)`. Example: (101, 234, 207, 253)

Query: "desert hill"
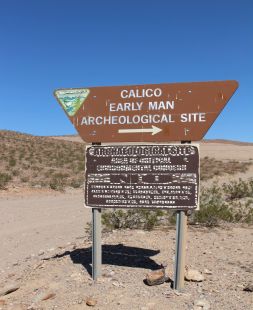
(0, 130, 85, 190)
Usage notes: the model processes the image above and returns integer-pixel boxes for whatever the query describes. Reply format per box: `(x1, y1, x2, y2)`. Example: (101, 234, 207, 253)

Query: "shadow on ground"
(50, 243, 161, 276)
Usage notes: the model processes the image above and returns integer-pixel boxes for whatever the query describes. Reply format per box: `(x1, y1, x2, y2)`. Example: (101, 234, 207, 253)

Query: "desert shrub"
(21, 176, 29, 183)
(190, 183, 253, 226)
(49, 178, 63, 190)
(70, 178, 83, 188)
(227, 160, 252, 174)
(222, 179, 253, 200)
(244, 208, 253, 224)
(140, 209, 165, 230)
(9, 157, 16, 167)
(192, 202, 234, 227)
(38, 180, 47, 187)
(102, 209, 164, 231)
(44, 169, 56, 178)
(49, 172, 70, 190)
(167, 211, 177, 225)
(54, 172, 69, 179)
(0, 173, 12, 189)
(31, 165, 42, 172)
(230, 199, 253, 224)
(85, 221, 92, 240)
(72, 161, 85, 173)
(200, 158, 252, 181)
(190, 186, 234, 227)
(11, 169, 20, 176)
(22, 163, 30, 169)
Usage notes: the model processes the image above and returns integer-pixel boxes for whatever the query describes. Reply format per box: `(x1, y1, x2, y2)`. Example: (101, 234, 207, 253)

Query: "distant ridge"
(201, 139, 253, 146)
(49, 134, 253, 146)
(1, 130, 253, 146)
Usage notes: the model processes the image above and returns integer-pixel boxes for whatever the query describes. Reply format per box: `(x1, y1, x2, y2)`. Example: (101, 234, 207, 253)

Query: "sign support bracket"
(92, 142, 102, 281)
(173, 140, 191, 291)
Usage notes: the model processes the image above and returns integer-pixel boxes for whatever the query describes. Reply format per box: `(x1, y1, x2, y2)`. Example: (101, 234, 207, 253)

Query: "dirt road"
(0, 190, 90, 272)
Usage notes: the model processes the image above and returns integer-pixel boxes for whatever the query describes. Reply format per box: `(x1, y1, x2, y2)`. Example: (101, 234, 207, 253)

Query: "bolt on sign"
(54, 80, 238, 143)
(85, 144, 199, 210)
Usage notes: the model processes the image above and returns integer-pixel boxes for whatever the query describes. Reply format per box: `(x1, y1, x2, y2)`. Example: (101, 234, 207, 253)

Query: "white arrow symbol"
(118, 125, 162, 135)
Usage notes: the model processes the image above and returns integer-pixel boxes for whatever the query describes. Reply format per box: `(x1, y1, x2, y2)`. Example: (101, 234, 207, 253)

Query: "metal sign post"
(91, 142, 102, 281)
(174, 210, 187, 290)
(92, 208, 102, 280)
(173, 141, 191, 290)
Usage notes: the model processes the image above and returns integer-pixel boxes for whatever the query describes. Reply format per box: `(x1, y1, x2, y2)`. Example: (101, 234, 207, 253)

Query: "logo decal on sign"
(55, 88, 90, 117)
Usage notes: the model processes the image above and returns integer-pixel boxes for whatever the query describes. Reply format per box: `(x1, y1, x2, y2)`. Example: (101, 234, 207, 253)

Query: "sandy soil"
(0, 140, 252, 310)
(0, 227, 252, 310)
(0, 190, 90, 272)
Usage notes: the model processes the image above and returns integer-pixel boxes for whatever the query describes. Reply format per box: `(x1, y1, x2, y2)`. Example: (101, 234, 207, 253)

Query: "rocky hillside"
(0, 131, 85, 190)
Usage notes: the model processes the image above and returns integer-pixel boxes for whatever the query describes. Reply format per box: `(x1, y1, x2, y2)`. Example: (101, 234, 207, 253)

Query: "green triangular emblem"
(55, 88, 90, 117)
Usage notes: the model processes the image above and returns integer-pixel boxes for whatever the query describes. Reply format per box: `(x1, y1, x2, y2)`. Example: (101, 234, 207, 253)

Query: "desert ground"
(0, 133, 252, 309)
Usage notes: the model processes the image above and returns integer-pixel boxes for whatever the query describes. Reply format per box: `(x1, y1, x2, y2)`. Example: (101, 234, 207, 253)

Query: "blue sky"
(0, 0, 252, 141)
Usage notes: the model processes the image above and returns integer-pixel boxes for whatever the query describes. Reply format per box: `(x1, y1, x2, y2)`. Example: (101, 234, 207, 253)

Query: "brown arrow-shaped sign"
(54, 80, 238, 143)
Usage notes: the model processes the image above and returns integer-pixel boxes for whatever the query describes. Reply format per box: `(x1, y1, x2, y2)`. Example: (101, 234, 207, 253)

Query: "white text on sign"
(81, 88, 206, 126)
